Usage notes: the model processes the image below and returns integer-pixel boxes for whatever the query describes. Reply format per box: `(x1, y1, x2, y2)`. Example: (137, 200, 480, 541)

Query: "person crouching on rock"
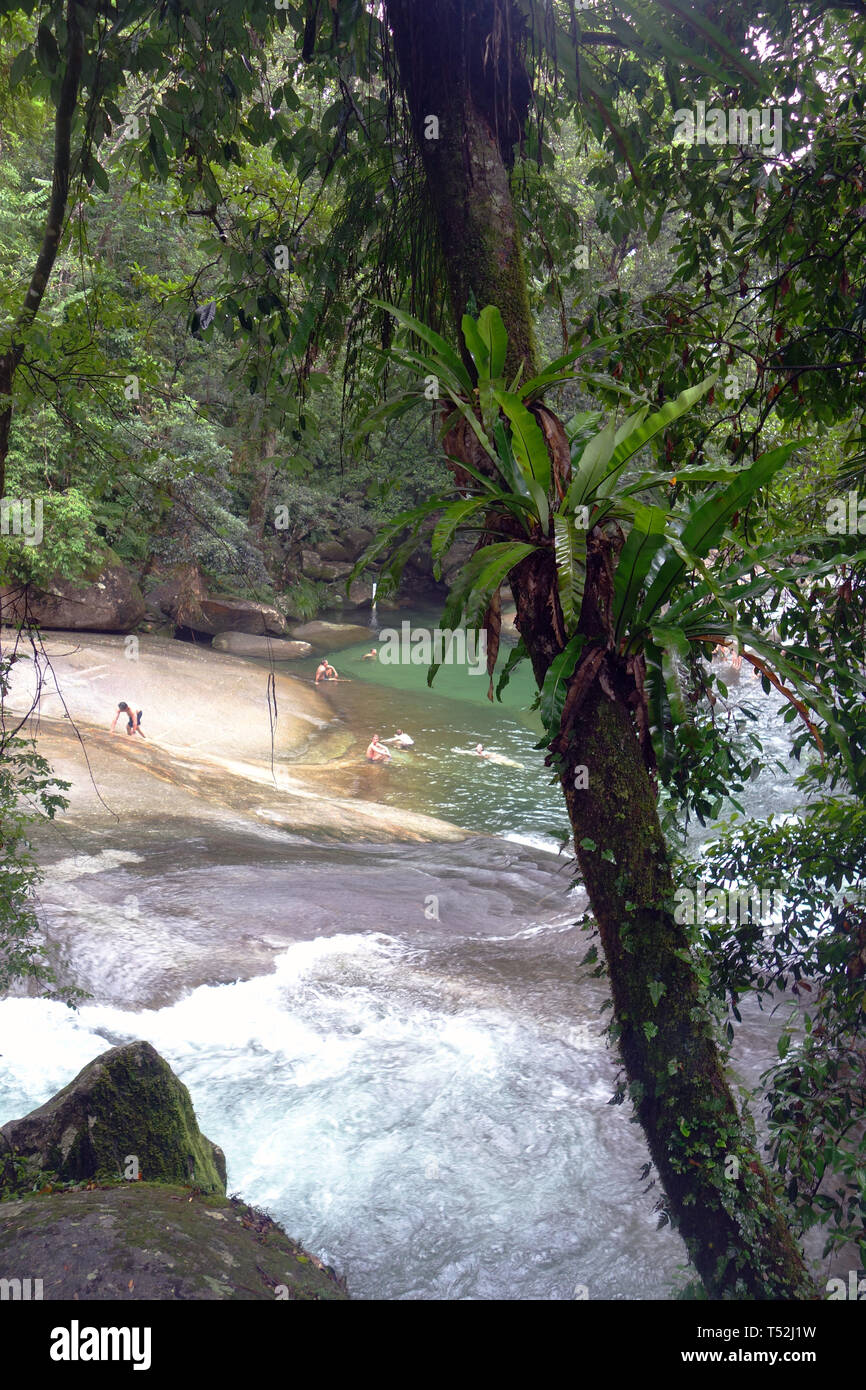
(111, 702, 145, 738)
(365, 733, 391, 763)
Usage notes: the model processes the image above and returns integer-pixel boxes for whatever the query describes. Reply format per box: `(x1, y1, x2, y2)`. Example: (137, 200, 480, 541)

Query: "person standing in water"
(110, 702, 145, 738)
(365, 733, 392, 763)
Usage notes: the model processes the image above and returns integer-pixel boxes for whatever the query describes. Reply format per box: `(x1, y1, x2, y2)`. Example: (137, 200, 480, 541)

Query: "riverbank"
(4, 629, 468, 844)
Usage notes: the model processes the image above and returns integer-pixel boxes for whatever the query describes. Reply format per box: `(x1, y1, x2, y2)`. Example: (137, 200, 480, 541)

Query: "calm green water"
(280, 607, 571, 844)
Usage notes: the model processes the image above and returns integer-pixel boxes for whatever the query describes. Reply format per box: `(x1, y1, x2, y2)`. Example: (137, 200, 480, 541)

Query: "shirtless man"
(361, 648, 378, 661)
(474, 743, 491, 759)
(365, 733, 392, 763)
(110, 701, 145, 738)
(315, 658, 338, 683)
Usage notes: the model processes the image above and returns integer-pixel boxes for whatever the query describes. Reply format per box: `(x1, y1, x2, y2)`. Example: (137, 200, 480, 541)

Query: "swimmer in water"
(474, 743, 491, 759)
(361, 648, 378, 661)
(384, 729, 414, 747)
(315, 658, 338, 683)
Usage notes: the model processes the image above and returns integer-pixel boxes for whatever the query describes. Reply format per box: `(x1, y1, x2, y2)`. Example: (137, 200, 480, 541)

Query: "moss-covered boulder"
(0, 1042, 226, 1193)
(0, 1185, 348, 1300)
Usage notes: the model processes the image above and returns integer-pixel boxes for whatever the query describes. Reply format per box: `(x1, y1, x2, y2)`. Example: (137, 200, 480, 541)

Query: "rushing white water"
(0, 643, 828, 1299)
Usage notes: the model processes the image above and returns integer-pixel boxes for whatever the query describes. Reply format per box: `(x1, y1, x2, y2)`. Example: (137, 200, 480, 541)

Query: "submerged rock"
(0, 1041, 225, 1192)
(288, 620, 373, 651)
(212, 632, 312, 660)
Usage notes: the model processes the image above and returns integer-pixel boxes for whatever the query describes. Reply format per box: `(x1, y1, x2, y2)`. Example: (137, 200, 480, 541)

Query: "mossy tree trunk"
(385, 0, 816, 1298)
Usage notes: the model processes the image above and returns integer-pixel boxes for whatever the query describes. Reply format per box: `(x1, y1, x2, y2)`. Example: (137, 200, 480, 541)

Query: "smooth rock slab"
(0, 1185, 348, 1300)
(212, 632, 312, 660)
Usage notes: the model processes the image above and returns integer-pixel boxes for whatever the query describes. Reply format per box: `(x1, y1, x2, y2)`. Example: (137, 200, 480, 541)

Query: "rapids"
(0, 618, 824, 1298)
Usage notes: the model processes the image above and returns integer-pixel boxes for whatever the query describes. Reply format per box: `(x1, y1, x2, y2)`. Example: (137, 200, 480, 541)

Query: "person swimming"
(474, 743, 491, 759)
(365, 733, 392, 763)
(361, 648, 378, 661)
(315, 658, 338, 683)
(110, 701, 145, 738)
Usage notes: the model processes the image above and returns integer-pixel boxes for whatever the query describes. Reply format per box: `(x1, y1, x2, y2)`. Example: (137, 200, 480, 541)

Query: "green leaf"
(431, 498, 491, 570)
(565, 421, 617, 509)
(461, 313, 489, 379)
(612, 505, 668, 643)
(595, 376, 717, 499)
(636, 443, 802, 630)
(443, 541, 537, 633)
(496, 637, 528, 700)
(554, 513, 586, 630)
(539, 633, 586, 733)
(493, 391, 552, 493)
(368, 298, 474, 395)
(476, 305, 508, 380)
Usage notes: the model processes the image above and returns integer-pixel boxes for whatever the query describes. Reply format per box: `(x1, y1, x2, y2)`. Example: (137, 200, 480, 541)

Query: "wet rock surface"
(0, 1185, 348, 1300)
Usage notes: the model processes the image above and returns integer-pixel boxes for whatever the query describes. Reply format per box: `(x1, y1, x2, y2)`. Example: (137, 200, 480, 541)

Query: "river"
(0, 613, 814, 1299)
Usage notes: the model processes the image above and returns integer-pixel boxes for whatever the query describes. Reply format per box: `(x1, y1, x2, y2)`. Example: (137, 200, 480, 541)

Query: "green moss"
(1, 1042, 226, 1194)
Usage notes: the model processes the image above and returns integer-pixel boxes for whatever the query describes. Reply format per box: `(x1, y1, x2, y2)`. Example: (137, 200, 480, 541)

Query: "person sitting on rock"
(365, 733, 391, 763)
(111, 702, 145, 738)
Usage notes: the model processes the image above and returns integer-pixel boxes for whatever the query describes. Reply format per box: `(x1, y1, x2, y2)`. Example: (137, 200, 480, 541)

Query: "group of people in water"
(110, 650, 502, 766)
(315, 650, 500, 767)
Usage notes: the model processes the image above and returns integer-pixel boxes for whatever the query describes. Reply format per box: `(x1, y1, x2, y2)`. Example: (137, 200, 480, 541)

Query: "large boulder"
(2, 564, 145, 633)
(0, 1041, 226, 1193)
(287, 620, 374, 652)
(146, 563, 208, 630)
(212, 632, 312, 660)
(300, 549, 352, 583)
(327, 578, 374, 609)
(0, 1041, 348, 1300)
(146, 568, 286, 637)
(341, 526, 374, 560)
(197, 596, 286, 637)
(316, 540, 352, 563)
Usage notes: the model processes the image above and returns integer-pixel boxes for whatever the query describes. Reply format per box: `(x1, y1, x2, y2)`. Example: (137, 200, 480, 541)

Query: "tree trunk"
(385, 0, 816, 1298)
(0, 0, 83, 498)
